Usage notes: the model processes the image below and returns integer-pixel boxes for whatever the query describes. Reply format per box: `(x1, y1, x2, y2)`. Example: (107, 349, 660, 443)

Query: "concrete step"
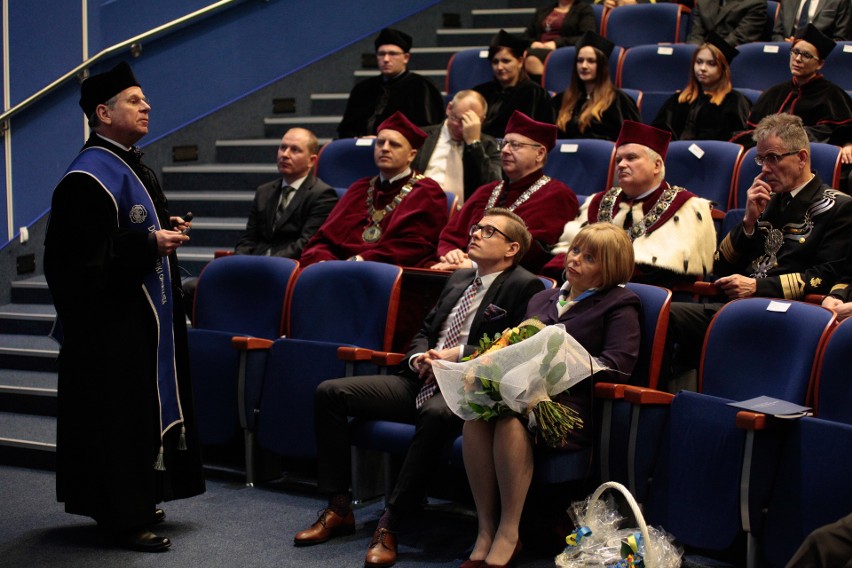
(162, 163, 278, 193)
(166, 190, 255, 219)
(176, 246, 221, 277)
(0, 303, 55, 335)
(0, 411, 56, 470)
(264, 115, 341, 139)
(436, 27, 524, 47)
(0, 334, 58, 373)
(310, 93, 350, 116)
(183, 216, 246, 247)
(10, 276, 52, 305)
(0, 370, 57, 417)
(471, 7, 535, 29)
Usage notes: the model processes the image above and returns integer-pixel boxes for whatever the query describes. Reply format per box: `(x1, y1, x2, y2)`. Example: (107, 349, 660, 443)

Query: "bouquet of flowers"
(432, 320, 607, 448)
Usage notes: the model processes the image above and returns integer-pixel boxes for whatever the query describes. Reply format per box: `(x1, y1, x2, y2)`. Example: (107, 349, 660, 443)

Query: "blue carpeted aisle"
(0, 465, 556, 567)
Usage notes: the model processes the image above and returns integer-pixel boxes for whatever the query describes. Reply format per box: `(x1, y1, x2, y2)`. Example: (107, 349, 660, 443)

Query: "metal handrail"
(0, 0, 243, 132)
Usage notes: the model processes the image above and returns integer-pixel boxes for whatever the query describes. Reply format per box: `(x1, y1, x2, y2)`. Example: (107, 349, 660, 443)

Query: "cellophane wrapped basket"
(555, 481, 682, 568)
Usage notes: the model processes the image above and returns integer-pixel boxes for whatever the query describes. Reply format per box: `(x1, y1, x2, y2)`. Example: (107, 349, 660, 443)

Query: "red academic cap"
(79, 62, 141, 118)
(376, 111, 428, 149)
(616, 120, 672, 160)
(505, 110, 557, 152)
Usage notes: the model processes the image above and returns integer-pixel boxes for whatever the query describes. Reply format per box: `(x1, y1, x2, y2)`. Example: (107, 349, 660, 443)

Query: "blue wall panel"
(1, 0, 439, 242)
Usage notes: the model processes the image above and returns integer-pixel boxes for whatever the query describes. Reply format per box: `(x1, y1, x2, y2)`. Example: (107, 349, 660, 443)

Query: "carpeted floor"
(0, 465, 558, 567)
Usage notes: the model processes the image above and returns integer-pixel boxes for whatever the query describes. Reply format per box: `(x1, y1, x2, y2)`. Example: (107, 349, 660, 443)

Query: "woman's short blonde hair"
(567, 223, 635, 289)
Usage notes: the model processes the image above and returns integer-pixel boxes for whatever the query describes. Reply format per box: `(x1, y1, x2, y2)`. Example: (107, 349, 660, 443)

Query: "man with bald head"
(412, 90, 502, 204)
(234, 127, 337, 258)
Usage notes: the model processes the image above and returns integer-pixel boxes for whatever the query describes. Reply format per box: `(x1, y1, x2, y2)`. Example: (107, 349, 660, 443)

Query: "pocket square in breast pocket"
(483, 304, 507, 321)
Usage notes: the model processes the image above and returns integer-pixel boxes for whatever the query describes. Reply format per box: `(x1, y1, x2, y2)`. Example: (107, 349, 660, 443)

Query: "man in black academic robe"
(44, 62, 204, 552)
(337, 28, 444, 138)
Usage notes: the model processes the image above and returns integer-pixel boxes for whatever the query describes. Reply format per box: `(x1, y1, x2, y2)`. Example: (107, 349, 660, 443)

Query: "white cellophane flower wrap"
(432, 324, 607, 422)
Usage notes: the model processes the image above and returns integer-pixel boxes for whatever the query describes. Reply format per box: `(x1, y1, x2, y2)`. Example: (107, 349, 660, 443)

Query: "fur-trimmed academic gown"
(543, 182, 717, 287)
(731, 75, 852, 147)
(44, 135, 205, 530)
(474, 78, 555, 139)
(434, 169, 579, 273)
(299, 171, 447, 266)
(653, 90, 752, 141)
(337, 71, 445, 139)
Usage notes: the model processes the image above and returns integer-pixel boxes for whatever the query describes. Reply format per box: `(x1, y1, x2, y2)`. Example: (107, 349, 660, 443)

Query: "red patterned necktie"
(415, 277, 481, 409)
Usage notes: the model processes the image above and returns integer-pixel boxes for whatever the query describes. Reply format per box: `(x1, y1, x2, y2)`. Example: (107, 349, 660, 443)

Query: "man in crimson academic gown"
(300, 111, 447, 267)
(431, 110, 579, 274)
(337, 28, 445, 138)
(44, 62, 205, 552)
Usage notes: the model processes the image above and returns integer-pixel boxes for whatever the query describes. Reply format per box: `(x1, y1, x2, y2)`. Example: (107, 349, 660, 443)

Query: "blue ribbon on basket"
(565, 526, 592, 547)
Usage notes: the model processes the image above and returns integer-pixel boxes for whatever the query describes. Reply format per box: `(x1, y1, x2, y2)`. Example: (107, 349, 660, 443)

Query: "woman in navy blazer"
(460, 223, 641, 567)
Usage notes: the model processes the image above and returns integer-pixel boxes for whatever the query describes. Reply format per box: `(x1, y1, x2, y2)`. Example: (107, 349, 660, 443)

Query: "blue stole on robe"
(63, 146, 184, 462)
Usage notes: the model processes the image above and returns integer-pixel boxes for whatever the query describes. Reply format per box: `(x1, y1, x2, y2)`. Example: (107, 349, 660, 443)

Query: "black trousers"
(314, 372, 461, 512)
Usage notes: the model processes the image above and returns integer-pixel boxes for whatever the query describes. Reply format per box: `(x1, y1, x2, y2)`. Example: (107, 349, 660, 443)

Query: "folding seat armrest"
(337, 346, 378, 362)
(594, 382, 626, 400)
(231, 337, 274, 351)
(371, 351, 406, 367)
(803, 293, 825, 305)
(736, 410, 767, 431)
(623, 386, 675, 406)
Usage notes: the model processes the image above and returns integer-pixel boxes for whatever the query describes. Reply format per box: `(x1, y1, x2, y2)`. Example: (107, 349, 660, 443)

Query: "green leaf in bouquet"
(545, 362, 567, 388)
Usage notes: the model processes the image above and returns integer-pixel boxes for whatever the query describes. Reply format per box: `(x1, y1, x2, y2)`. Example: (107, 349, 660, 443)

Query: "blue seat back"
(813, 318, 852, 425)
(287, 260, 402, 351)
(445, 48, 493, 98)
(719, 208, 745, 244)
(731, 42, 791, 91)
(699, 298, 835, 403)
(735, 87, 763, 104)
(617, 44, 697, 92)
(193, 255, 297, 338)
(543, 139, 615, 196)
(665, 140, 743, 211)
(823, 41, 852, 90)
(603, 3, 690, 47)
(315, 138, 376, 189)
(625, 283, 672, 389)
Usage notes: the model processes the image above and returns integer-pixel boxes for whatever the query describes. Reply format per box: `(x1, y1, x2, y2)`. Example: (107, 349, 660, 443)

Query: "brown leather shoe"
(293, 508, 355, 546)
(364, 527, 397, 567)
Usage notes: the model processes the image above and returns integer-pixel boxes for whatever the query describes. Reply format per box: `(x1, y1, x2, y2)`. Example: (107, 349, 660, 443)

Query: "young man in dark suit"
(234, 127, 337, 258)
(293, 208, 544, 567)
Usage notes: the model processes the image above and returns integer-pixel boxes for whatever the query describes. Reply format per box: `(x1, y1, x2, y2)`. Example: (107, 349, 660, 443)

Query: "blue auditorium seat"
(602, 3, 691, 47)
(542, 45, 624, 95)
(543, 138, 616, 196)
(445, 48, 493, 99)
(664, 140, 743, 212)
(823, 41, 852, 90)
(315, 137, 376, 189)
(731, 42, 791, 91)
(811, 318, 852, 425)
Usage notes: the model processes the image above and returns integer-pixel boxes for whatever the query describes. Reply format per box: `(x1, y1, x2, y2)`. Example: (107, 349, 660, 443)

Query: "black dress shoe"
(153, 509, 165, 524)
(109, 528, 171, 552)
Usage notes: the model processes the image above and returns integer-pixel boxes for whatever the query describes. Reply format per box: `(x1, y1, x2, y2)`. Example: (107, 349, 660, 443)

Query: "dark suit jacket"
(405, 266, 545, 369)
(411, 124, 503, 201)
(234, 174, 337, 259)
(687, 0, 767, 46)
(525, 285, 641, 450)
(772, 0, 851, 41)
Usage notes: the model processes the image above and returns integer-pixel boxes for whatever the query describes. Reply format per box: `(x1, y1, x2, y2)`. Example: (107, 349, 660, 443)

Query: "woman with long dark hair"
(553, 31, 639, 141)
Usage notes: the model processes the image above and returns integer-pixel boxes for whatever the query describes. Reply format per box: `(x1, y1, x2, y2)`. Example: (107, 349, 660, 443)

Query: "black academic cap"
(488, 29, 530, 59)
(795, 23, 835, 59)
(705, 31, 739, 65)
(374, 28, 413, 53)
(576, 31, 615, 59)
(79, 62, 141, 118)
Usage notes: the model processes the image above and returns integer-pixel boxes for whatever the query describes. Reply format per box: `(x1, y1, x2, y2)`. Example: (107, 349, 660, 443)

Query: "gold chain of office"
(362, 173, 425, 242)
(597, 183, 684, 240)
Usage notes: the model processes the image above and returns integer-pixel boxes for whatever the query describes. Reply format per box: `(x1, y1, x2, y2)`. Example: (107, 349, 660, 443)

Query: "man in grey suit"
(292, 208, 544, 567)
(772, 0, 850, 42)
(411, 90, 502, 205)
(234, 127, 337, 258)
